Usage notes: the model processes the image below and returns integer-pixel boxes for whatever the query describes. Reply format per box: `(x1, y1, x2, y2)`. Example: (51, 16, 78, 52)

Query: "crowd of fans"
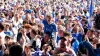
(0, 0, 100, 56)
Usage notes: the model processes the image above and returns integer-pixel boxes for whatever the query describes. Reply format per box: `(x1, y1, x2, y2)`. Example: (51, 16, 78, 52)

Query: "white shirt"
(30, 36, 41, 48)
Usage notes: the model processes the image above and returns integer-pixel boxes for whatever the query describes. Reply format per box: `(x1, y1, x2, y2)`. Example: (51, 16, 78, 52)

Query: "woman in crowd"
(0, 0, 100, 56)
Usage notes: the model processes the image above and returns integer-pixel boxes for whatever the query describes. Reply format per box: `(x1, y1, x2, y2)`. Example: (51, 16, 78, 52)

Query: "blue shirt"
(72, 39, 79, 54)
(72, 32, 83, 43)
(43, 20, 57, 38)
(76, 32, 83, 43)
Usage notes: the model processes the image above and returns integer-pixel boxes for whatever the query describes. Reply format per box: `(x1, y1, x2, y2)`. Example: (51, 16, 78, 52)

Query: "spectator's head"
(9, 45, 23, 56)
(25, 5, 30, 10)
(38, 24, 44, 31)
(0, 13, 5, 18)
(8, 11, 14, 18)
(64, 32, 71, 38)
(0, 23, 4, 32)
(44, 32, 51, 42)
(94, 30, 100, 38)
(23, 21, 28, 25)
(71, 25, 79, 33)
(58, 25, 65, 37)
(24, 24, 32, 32)
(65, 23, 70, 30)
(57, 19, 64, 25)
(46, 15, 52, 23)
(17, 6, 23, 12)
(19, 11, 24, 18)
(25, 13, 31, 20)
(64, 32, 72, 46)
(97, 6, 100, 14)
(60, 37, 67, 48)
(42, 44, 51, 52)
(30, 29, 37, 38)
(87, 29, 94, 37)
(5, 35, 11, 44)
(4, 23, 10, 31)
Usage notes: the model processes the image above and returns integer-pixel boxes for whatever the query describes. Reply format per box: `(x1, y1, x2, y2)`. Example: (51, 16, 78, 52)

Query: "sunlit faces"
(46, 15, 52, 23)
(87, 30, 94, 37)
(58, 30, 64, 37)
(58, 25, 65, 37)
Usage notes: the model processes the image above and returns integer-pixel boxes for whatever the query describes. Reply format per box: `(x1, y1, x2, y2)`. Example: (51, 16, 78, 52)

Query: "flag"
(89, 0, 93, 18)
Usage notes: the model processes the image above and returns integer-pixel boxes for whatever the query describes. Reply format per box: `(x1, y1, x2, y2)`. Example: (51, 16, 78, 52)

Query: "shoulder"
(50, 23, 57, 27)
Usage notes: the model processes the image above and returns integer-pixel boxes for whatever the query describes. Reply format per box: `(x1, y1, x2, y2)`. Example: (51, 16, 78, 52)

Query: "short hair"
(23, 21, 28, 25)
(64, 32, 71, 37)
(9, 45, 23, 56)
(5, 35, 11, 40)
(0, 23, 4, 30)
(31, 29, 37, 35)
(60, 37, 67, 41)
(45, 31, 51, 38)
(46, 15, 52, 19)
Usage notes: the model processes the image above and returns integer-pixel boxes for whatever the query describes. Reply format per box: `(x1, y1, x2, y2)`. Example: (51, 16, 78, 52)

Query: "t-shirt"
(76, 32, 83, 43)
(72, 32, 83, 43)
(72, 39, 79, 54)
(43, 20, 57, 38)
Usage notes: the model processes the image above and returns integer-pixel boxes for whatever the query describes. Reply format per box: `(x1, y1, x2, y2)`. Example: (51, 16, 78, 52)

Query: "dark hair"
(38, 30, 44, 36)
(45, 31, 51, 38)
(31, 29, 37, 35)
(60, 37, 66, 41)
(0, 23, 4, 30)
(5, 35, 11, 40)
(23, 21, 28, 25)
(55, 12, 59, 16)
(64, 32, 71, 37)
(9, 45, 23, 56)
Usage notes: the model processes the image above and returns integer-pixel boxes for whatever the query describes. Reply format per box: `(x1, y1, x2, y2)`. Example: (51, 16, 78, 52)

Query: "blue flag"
(89, 0, 93, 18)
